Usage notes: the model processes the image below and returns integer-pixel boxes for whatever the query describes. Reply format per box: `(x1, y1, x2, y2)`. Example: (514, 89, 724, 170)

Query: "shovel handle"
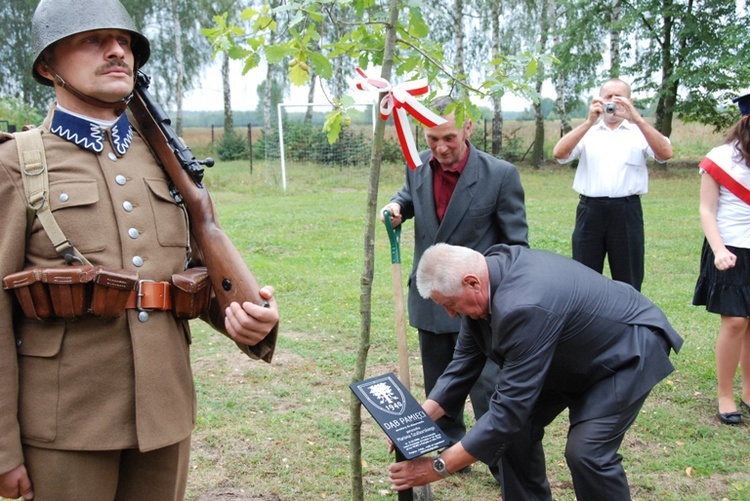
(383, 210, 402, 265)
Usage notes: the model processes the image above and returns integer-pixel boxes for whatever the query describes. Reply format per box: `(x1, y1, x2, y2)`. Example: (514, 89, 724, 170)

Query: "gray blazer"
(429, 244, 683, 466)
(391, 144, 528, 334)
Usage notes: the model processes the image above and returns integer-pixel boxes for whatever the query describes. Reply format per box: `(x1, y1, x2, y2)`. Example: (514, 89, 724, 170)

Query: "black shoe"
(717, 410, 742, 425)
(740, 400, 750, 413)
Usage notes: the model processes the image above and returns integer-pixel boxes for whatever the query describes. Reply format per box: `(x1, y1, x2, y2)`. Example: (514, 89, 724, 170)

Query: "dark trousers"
(572, 195, 644, 291)
(419, 328, 502, 483)
(499, 391, 650, 501)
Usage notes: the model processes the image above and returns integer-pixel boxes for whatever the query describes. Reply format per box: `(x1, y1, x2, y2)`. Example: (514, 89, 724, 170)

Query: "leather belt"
(125, 280, 173, 311)
(579, 194, 640, 202)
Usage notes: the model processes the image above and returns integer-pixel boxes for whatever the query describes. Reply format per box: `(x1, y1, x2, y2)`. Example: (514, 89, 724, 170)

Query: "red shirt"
(430, 142, 470, 222)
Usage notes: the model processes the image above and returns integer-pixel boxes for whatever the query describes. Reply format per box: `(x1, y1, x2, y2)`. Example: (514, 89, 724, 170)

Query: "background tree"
(550, 0, 609, 136)
(130, 0, 215, 135)
(609, 0, 622, 77)
(222, 53, 234, 133)
(489, 0, 505, 154)
(618, 0, 750, 135)
(531, 0, 554, 168)
(0, 0, 54, 109)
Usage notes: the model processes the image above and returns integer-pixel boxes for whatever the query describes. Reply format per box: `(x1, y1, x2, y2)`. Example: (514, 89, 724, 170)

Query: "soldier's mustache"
(96, 60, 133, 76)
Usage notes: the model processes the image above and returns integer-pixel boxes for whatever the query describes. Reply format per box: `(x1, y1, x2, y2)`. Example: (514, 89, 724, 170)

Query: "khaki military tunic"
(0, 106, 271, 475)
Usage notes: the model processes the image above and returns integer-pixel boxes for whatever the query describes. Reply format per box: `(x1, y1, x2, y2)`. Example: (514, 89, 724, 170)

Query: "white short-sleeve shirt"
(558, 119, 669, 198)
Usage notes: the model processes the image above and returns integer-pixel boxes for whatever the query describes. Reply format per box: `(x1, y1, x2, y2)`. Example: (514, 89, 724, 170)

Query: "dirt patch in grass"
(195, 489, 282, 501)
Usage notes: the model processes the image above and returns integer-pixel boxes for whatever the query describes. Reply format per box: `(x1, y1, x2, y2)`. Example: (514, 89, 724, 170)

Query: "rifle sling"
(14, 129, 91, 266)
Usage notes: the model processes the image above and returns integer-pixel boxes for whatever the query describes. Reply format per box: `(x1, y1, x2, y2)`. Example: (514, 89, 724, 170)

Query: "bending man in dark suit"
(388, 243, 683, 500)
(380, 96, 528, 481)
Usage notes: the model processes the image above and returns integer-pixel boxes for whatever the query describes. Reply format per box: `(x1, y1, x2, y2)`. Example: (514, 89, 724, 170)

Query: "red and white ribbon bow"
(355, 68, 446, 169)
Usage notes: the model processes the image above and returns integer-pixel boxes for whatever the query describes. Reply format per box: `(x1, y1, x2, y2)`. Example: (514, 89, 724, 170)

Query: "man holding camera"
(553, 78, 673, 291)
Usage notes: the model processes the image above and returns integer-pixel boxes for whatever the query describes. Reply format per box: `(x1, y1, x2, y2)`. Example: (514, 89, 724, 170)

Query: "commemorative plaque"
(350, 372, 449, 460)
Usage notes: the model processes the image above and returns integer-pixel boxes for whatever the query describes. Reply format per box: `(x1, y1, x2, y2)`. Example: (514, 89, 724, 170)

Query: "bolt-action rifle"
(129, 71, 276, 363)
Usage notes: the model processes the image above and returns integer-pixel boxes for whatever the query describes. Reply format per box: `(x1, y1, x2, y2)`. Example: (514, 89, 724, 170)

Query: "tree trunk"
(554, 71, 571, 137)
(222, 53, 234, 134)
(350, 0, 400, 498)
(610, 0, 622, 78)
(531, 0, 552, 168)
(490, 1, 503, 155)
(552, 0, 571, 137)
(171, 0, 184, 136)
(654, 0, 674, 136)
(263, 33, 275, 133)
(454, 0, 466, 88)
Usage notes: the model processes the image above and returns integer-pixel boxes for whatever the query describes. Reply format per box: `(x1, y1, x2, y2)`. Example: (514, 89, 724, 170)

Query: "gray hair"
(416, 243, 483, 299)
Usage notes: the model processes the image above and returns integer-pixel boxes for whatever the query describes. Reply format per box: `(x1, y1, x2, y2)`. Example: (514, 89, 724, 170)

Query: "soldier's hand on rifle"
(224, 286, 279, 346)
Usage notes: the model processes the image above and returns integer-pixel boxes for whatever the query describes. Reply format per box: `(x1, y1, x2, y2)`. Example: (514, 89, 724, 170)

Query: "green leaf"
(340, 95, 356, 107)
(289, 64, 311, 86)
(289, 11, 306, 28)
(227, 46, 251, 60)
(525, 59, 538, 79)
(239, 8, 257, 21)
(242, 54, 261, 75)
(408, 9, 429, 38)
(307, 10, 323, 22)
(323, 110, 342, 144)
(266, 45, 297, 64)
(309, 52, 333, 79)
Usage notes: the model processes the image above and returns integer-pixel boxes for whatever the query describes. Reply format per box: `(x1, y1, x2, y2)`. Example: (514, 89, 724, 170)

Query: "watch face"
(433, 457, 447, 475)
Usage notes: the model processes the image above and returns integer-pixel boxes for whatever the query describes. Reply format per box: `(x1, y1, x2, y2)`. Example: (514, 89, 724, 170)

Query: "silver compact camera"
(604, 102, 616, 114)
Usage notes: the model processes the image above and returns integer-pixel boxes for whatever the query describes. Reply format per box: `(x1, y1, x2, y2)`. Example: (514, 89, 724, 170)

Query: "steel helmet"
(31, 0, 150, 86)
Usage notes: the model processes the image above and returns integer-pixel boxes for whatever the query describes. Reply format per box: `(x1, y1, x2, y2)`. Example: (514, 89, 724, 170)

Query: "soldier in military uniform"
(0, 0, 279, 499)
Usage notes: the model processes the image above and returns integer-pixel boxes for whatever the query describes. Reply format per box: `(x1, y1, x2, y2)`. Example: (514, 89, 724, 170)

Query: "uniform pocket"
(46, 179, 105, 255)
(17, 321, 65, 442)
(144, 178, 189, 247)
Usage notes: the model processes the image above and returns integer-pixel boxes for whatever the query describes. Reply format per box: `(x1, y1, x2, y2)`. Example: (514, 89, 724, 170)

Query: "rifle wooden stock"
(129, 73, 273, 360)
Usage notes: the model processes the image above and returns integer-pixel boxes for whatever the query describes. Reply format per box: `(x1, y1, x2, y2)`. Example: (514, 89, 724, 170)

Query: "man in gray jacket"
(380, 96, 528, 481)
(389, 243, 683, 500)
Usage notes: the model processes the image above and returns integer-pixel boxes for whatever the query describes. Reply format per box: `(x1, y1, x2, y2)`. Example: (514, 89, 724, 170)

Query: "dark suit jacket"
(391, 144, 528, 333)
(429, 244, 683, 466)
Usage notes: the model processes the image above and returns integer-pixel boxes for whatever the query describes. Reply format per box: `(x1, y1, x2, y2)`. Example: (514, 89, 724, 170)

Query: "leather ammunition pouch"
(42, 266, 95, 320)
(171, 267, 212, 319)
(3, 266, 211, 321)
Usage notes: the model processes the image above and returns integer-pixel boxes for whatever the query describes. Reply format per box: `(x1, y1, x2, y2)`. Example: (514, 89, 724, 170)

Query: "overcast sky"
(183, 60, 532, 113)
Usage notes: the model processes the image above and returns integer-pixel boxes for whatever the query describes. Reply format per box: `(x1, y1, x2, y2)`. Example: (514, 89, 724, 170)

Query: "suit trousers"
(499, 390, 650, 501)
(419, 329, 503, 483)
(23, 436, 191, 500)
(572, 195, 644, 291)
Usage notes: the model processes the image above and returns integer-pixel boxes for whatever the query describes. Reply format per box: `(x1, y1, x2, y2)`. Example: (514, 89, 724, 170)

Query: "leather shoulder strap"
(14, 129, 90, 266)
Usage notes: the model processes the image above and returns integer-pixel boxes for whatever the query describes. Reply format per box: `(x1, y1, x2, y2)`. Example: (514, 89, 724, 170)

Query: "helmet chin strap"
(46, 62, 132, 117)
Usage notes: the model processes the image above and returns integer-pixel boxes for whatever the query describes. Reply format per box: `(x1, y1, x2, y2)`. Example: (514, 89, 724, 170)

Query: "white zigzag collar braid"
(50, 108, 133, 156)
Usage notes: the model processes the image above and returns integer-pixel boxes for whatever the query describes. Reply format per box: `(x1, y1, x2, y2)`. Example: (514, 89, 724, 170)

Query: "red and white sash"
(699, 143, 750, 205)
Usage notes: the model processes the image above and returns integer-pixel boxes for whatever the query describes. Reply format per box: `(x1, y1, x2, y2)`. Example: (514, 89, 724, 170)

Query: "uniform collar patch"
(50, 110, 133, 156)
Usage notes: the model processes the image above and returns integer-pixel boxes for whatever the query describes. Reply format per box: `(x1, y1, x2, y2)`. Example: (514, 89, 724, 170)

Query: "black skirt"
(693, 239, 750, 317)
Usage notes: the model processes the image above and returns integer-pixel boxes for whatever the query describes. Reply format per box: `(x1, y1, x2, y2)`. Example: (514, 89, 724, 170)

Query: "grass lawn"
(184, 157, 750, 500)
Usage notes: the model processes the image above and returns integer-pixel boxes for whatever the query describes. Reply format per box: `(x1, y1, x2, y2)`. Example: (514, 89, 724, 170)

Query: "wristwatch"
(432, 454, 451, 478)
